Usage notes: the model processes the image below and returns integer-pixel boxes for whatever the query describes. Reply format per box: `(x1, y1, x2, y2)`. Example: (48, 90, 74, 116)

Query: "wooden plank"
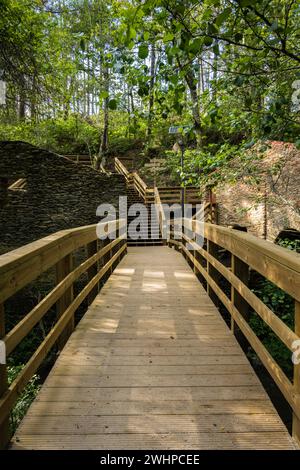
(87, 240, 98, 305)
(43, 374, 260, 388)
(56, 253, 74, 349)
(202, 269, 298, 418)
(55, 355, 249, 367)
(4, 237, 123, 355)
(207, 239, 219, 307)
(34, 385, 269, 402)
(26, 399, 277, 416)
(61, 346, 241, 356)
(231, 254, 249, 346)
(0, 303, 10, 449)
(185, 232, 299, 349)
(10, 246, 296, 450)
(0, 243, 126, 428)
(293, 300, 300, 446)
(11, 432, 297, 450)
(50, 364, 254, 376)
(192, 220, 300, 302)
(0, 220, 124, 303)
(16, 414, 285, 435)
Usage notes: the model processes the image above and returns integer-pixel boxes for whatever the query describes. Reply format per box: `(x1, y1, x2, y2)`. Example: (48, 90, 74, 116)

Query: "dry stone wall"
(0, 141, 126, 254)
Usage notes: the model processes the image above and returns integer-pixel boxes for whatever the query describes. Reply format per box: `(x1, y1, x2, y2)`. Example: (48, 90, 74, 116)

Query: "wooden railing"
(8, 179, 27, 191)
(154, 187, 166, 242)
(115, 158, 204, 207)
(132, 172, 154, 204)
(64, 154, 92, 165)
(168, 218, 300, 446)
(157, 187, 201, 205)
(0, 220, 126, 448)
(115, 157, 133, 186)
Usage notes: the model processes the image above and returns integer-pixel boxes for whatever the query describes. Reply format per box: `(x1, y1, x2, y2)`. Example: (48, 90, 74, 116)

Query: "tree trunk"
(147, 42, 156, 146)
(130, 88, 137, 138)
(176, 54, 202, 147)
(19, 91, 26, 120)
(184, 66, 202, 147)
(96, 66, 109, 171)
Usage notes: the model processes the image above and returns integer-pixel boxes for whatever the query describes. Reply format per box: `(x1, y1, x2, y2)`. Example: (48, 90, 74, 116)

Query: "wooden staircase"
(126, 185, 163, 246)
(114, 157, 216, 246)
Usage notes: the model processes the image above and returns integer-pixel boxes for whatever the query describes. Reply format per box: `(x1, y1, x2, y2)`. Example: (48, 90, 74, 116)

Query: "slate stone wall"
(0, 141, 126, 254)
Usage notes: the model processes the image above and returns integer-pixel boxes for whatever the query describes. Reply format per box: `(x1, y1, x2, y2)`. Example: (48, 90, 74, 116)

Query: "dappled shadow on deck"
(11, 247, 296, 450)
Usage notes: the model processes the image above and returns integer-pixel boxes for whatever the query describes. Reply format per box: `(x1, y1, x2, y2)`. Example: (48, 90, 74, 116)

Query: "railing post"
(87, 240, 98, 305)
(206, 240, 220, 307)
(231, 254, 249, 346)
(293, 300, 300, 446)
(103, 238, 111, 282)
(0, 303, 10, 449)
(56, 253, 74, 350)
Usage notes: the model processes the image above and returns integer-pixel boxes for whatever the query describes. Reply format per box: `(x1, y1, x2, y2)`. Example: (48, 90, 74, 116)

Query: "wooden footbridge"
(0, 163, 300, 450)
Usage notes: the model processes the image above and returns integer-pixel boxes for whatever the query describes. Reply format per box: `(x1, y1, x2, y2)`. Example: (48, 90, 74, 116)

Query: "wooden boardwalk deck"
(11, 247, 296, 449)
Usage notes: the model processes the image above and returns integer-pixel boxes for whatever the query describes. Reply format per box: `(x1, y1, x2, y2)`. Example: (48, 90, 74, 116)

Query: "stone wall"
(215, 141, 300, 241)
(0, 141, 126, 254)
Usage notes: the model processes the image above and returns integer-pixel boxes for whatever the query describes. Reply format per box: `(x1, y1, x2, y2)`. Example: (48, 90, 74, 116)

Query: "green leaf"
(245, 96, 252, 107)
(80, 38, 85, 51)
(239, 0, 253, 6)
(137, 85, 149, 97)
(215, 8, 231, 26)
(108, 99, 117, 110)
(203, 36, 213, 46)
(234, 76, 244, 86)
(144, 31, 150, 41)
(234, 32, 243, 42)
(100, 90, 109, 100)
(213, 43, 219, 55)
(270, 21, 279, 31)
(163, 32, 174, 43)
(129, 27, 136, 40)
(189, 37, 202, 53)
(138, 44, 149, 59)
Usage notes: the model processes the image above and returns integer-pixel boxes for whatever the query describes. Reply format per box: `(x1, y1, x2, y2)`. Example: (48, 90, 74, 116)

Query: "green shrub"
(8, 364, 41, 434)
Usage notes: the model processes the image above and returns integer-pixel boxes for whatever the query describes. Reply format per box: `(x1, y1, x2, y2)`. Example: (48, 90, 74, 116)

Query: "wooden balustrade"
(0, 220, 126, 448)
(168, 218, 300, 446)
(115, 157, 133, 186)
(115, 158, 202, 207)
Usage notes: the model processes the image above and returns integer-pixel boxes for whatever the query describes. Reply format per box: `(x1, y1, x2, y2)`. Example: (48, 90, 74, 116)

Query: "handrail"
(114, 157, 203, 207)
(168, 219, 300, 446)
(115, 157, 130, 179)
(0, 220, 127, 448)
(8, 179, 26, 190)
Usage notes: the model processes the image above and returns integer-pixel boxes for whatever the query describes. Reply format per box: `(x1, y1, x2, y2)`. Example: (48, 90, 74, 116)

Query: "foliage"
(277, 237, 300, 253)
(163, 142, 245, 190)
(1, 0, 299, 159)
(249, 238, 298, 377)
(7, 363, 41, 433)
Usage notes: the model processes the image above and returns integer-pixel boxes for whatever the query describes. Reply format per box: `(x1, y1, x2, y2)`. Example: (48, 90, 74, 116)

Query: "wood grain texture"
(11, 246, 297, 450)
